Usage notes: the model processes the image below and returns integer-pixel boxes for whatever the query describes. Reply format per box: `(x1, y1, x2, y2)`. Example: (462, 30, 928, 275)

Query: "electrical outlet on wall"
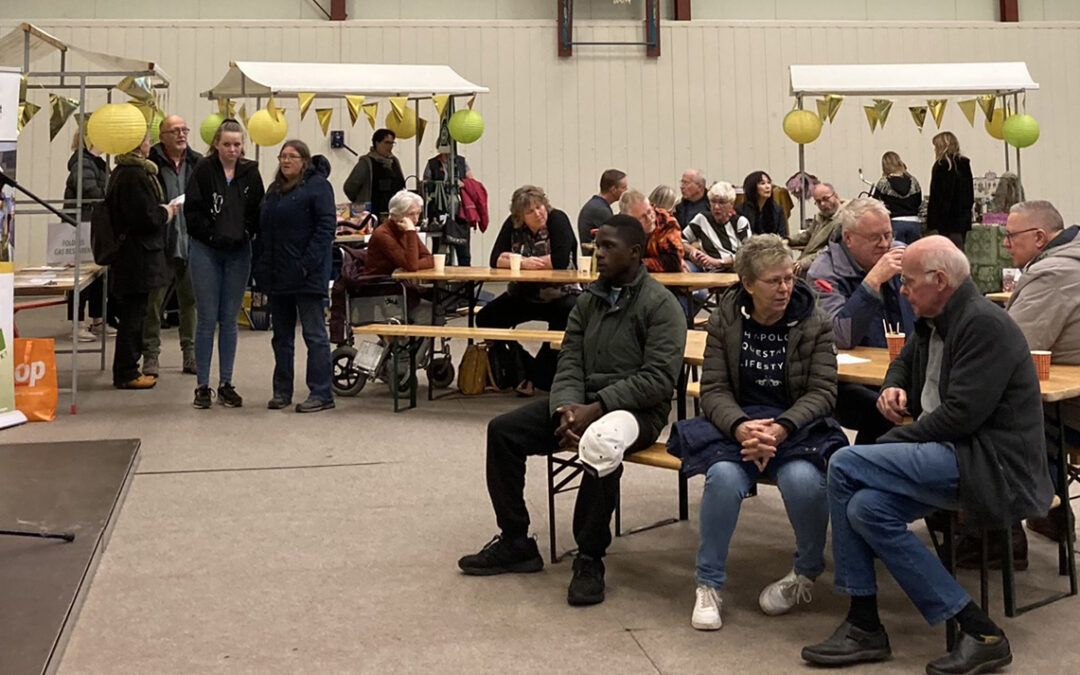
(330, 131, 344, 148)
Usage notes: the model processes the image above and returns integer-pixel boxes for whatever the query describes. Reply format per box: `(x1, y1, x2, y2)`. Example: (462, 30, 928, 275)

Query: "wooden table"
(14, 264, 103, 297)
(352, 324, 563, 343)
(334, 234, 369, 245)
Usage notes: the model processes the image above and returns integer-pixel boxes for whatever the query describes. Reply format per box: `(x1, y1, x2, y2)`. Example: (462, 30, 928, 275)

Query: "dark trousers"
(67, 276, 109, 321)
(476, 292, 577, 390)
(835, 382, 894, 445)
(943, 231, 967, 250)
(112, 292, 148, 384)
(269, 293, 333, 403)
(486, 398, 649, 558)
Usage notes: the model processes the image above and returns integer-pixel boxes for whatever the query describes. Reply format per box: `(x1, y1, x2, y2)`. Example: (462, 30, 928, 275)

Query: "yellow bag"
(457, 342, 499, 395)
(13, 338, 58, 422)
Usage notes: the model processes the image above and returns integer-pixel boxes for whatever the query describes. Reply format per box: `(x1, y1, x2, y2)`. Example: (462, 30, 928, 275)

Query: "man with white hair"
(674, 168, 709, 228)
(803, 236, 1052, 675)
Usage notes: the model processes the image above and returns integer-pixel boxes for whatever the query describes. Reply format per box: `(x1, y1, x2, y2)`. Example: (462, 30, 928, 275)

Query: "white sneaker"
(77, 324, 96, 342)
(691, 584, 722, 630)
(758, 569, 814, 616)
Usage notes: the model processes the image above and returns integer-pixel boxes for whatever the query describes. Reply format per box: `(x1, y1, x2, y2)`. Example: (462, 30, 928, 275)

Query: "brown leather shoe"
(1027, 504, 1076, 543)
(114, 375, 157, 390)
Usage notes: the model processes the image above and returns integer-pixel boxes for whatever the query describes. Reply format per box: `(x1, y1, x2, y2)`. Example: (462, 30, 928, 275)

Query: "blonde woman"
(649, 184, 678, 212)
(870, 151, 922, 244)
(927, 132, 974, 249)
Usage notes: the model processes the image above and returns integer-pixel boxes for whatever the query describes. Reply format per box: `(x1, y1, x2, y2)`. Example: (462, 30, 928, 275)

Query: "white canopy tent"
(788, 62, 1039, 226)
(0, 22, 170, 84)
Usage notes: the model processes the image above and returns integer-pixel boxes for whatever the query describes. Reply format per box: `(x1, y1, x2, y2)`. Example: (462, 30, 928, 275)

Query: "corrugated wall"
(4, 19, 1078, 265)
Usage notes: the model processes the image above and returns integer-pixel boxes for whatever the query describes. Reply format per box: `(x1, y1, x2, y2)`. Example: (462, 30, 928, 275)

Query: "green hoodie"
(549, 264, 687, 443)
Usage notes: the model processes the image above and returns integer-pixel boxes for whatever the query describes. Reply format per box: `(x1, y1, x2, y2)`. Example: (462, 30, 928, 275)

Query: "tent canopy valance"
(201, 61, 488, 101)
(789, 62, 1038, 98)
(0, 22, 170, 84)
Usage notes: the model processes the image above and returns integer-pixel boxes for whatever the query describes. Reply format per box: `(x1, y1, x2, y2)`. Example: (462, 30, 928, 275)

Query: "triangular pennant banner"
(872, 99, 893, 128)
(345, 95, 366, 126)
(267, 95, 282, 123)
(297, 93, 316, 121)
(977, 94, 996, 121)
(116, 75, 154, 102)
(825, 94, 843, 122)
(927, 99, 948, 128)
(19, 74, 27, 103)
(132, 101, 155, 124)
(816, 99, 830, 123)
(957, 99, 978, 127)
(388, 97, 408, 122)
(417, 117, 428, 145)
(316, 108, 333, 136)
(362, 103, 378, 129)
(432, 94, 450, 119)
(909, 106, 928, 132)
(467, 94, 477, 111)
(17, 102, 41, 133)
(863, 105, 879, 132)
(217, 99, 237, 119)
(238, 103, 249, 128)
(49, 94, 80, 141)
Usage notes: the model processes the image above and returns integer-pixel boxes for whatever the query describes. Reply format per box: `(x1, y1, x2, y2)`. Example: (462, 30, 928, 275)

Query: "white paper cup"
(509, 253, 522, 274)
(433, 254, 446, 274)
(579, 256, 592, 277)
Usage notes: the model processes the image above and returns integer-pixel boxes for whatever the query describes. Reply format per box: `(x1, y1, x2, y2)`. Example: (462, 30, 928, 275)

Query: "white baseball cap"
(578, 410, 640, 478)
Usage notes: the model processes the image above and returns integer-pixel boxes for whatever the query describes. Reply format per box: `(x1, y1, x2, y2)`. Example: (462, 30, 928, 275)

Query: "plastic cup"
(1001, 268, 1021, 293)
(433, 254, 446, 274)
(579, 256, 592, 277)
(886, 333, 905, 362)
(509, 253, 522, 274)
(1032, 350, 1052, 381)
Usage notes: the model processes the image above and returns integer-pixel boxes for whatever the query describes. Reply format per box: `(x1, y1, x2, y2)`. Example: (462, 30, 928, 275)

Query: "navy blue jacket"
(253, 156, 337, 295)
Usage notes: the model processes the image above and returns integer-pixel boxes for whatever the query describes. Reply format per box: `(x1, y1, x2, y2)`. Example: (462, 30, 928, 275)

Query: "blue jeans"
(269, 293, 333, 402)
(189, 239, 251, 387)
(890, 218, 922, 245)
(696, 458, 828, 589)
(828, 442, 970, 626)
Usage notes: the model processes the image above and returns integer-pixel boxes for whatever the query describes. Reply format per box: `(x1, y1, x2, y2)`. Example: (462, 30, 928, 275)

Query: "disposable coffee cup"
(509, 253, 522, 274)
(886, 333, 905, 362)
(433, 254, 446, 274)
(1032, 350, 1052, 381)
(1002, 268, 1021, 293)
(579, 256, 593, 277)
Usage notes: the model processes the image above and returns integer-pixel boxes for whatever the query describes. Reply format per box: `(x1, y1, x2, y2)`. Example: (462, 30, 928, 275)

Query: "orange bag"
(13, 338, 58, 422)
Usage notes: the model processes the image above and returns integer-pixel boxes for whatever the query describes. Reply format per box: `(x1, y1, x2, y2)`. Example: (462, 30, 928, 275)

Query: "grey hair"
(619, 188, 649, 213)
(685, 168, 706, 187)
(922, 243, 971, 289)
(388, 190, 423, 220)
(839, 196, 892, 234)
(648, 185, 678, 212)
(1010, 200, 1064, 234)
(815, 182, 838, 196)
(707, 181, 736, 203)
(734, 234, 793, 282)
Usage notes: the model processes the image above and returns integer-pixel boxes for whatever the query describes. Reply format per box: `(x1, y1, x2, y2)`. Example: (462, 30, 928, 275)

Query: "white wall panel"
(3, 19, 1079, 266)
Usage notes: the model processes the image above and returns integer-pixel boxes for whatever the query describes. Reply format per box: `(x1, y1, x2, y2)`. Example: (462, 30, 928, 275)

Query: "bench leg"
(547, 455, 558, 564)
(678, 472, 689, 521)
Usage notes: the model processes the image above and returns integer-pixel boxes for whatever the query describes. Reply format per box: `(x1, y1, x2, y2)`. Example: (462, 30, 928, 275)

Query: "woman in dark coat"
(104, 133, 177, 389)
(738, 170, 787, 237)
(253, 140, 337, 412)
(63, 132, 111, 340)
(927, 131, 974, 249)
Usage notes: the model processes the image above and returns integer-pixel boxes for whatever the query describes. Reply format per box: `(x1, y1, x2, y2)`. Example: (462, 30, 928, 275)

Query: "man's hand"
(555, 402, 604, 447)
(877, 387, 908, 424)
(793, 259, 804, 277)
(864, 248, 904, 291)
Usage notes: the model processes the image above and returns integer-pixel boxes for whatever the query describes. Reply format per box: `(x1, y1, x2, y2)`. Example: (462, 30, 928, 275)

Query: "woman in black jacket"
(870, 151, 923, 244)
(927, 131, 974, 249)
(738, 170, 787, 237)
(184, 119, 265, 409)
(105, 133, 177, 389)
(253, 140, 337, 413)
(63, 132, 111, 340)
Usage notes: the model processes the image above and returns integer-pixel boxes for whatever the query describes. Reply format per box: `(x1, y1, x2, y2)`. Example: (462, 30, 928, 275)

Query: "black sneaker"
(801, 621, 891, 666)
(267, 395, 292, 410)
(926, 632, 1011, 675)
(457, 535, 544, 576)
(193, 385, 214, 409)
(218, 383, 243, 408)
(295, 397, 335, 413)
(567, 555, 605, 606)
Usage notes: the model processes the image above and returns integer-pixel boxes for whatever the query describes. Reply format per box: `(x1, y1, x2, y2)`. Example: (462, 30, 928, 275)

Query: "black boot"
(567, 554, 605, 606)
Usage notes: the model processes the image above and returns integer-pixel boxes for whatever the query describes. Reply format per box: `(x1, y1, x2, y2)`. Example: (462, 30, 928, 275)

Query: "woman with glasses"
(927, 131, 974, 249)
(682, 181, 751, 272)
(184, 119, 265, 409)
(253, 140, 337, 413)
(678, 234, 845, 632)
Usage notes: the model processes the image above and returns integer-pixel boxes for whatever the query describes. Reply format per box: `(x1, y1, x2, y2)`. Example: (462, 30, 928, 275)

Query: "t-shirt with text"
(739, 317, 791, 410)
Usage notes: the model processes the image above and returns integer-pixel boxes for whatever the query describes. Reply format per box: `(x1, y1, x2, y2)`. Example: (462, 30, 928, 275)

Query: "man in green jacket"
(458, 214, 687, 606)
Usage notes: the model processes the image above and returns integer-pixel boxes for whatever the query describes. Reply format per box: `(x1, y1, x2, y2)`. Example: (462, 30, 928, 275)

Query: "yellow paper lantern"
(1002, 114, 1040, 148)
(86, 103, 148, 155)
(782, 109, 823, 145)
(248, 109, 288, 147)
(984, 109, 1006, 140)
(385, 107, 417, 140)
(448, 109, 485, 144)
(200, 113, 226, 145)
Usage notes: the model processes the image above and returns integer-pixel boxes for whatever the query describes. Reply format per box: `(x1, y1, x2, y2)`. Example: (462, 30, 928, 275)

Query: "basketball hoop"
(613, 0, 631, 4)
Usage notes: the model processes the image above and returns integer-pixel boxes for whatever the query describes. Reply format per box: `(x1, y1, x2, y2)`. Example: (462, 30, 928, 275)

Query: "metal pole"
(71, 74, 87, 414)
(1013, 93, 1022, 188)
(1002, 95, 1010, 172)
(797, 96, 805, 233)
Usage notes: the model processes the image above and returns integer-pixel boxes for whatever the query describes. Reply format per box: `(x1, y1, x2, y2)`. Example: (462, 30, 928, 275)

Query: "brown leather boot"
(1027, 504, 1076, 543)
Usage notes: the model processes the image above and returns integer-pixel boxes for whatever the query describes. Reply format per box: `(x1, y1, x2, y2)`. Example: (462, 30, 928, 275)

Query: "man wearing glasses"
(144, 115, 201, 377)
(789, 183, 844, 276)
(343, 128, 406, 220)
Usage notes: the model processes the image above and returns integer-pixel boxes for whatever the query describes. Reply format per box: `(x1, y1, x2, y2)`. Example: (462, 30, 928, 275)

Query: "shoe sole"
(567, 591, 604, 606)
(220, 400, 242, 408)
(691, 618, 722, 631)
(296, 402, 335, 413)
(267, 402, 292, 410)
(801, 648, 891, 666)
(458, 557, 544, 576)
(925, 653, 1012, 675)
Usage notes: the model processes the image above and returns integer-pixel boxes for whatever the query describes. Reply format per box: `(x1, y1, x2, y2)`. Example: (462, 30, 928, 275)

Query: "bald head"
(159, 115, 188, 155)
(901, 236, 970, 318)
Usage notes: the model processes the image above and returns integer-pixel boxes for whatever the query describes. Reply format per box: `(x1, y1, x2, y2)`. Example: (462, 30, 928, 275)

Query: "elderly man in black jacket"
(802, 236, 1053, 675)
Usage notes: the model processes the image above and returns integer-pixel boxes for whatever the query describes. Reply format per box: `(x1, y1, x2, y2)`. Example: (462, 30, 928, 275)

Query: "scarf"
(115, 152, 164, 202)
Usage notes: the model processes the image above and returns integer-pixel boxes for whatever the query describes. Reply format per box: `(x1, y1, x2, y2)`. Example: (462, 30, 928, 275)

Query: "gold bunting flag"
(297, 93, 316, 120)
(267, 95, 282, 123)
(417, 118, 428, 144)
(863, 105, 879, 132)
(362, 103, 378, 129)
(927, 99, 948, 128)
(909, 106, 928, 132)
(217, 98, 237, 119)
(316, 108, 333, 136)
(388, 97, 408, 122)
(19, 74, 27, 103)
(957, 99, 978, 127)
(49, 94, 80, 141)
(345, 95, 366, 126)
(116, 75, 154, 102)
(132, 101, 155, 123)
(17, 102, 41, 132)
(816, 99, 830, 123)
(238, 104, 249, 127)
(432, 95, 450, 119)
(824, 94, 843, 122)
(872, 99, 893, 128)
(467, 94, 477, 111)
(977, 94, 996, 121)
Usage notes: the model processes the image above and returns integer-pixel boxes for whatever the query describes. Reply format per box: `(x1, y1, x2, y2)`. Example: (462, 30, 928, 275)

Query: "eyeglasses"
(277, 154, 303, 161)
(900, 269, 940, 287)
(758, 274, 795, 289)
(1003, 227, 1041, 243)
(163, 127, 190, 135)
(813, 192, 835, 204)
(854, 230, 894, 245)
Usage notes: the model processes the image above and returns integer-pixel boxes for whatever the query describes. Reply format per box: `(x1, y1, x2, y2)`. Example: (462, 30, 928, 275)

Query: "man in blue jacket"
(807, 197, 915, 444)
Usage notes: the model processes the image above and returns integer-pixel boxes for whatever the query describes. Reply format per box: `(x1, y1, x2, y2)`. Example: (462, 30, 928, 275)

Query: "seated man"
(620, 189, 684, 273)
(802, 236, 1053, 675)
(458, 214, 687, 606)
(682, 181, 751, 272)
(577, 168, 627, 255)
(789, 183, 844, 277)
(1003, 199, 1080, 543)
(808, 197, 914, 444)
(674, 168, 709, 228)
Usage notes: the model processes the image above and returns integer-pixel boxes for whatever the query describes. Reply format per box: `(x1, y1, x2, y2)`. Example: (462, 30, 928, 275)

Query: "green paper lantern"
(148, 110, 166, 145)
(448, 109, 484, 144)
(200, 113, 226, 146)
(1002, 114, 1040, 148)
(247, 109, 288, 147)
(782, 109, 822, 145)
(86, 103, 147, 155)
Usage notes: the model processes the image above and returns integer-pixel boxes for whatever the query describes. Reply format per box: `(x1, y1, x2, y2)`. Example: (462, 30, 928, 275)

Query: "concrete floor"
(7, 308, 1079, 674)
